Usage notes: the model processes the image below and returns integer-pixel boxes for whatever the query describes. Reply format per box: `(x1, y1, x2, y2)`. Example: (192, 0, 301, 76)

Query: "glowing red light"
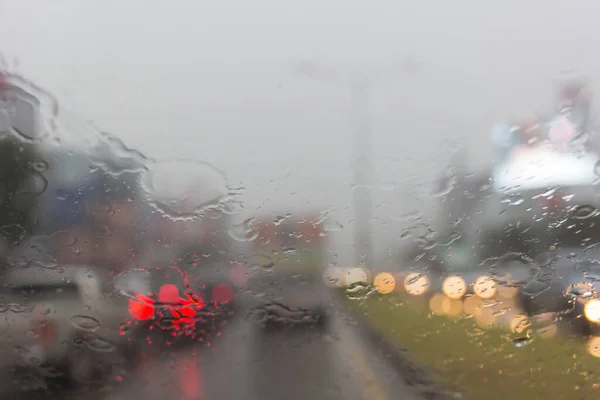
(212, 283, 234, 304)
(159, 283, 181, 303)
(128, 294, 155, 321)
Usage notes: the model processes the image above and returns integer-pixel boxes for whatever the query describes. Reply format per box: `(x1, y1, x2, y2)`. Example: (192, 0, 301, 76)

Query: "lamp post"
(293, 58, 420, 267)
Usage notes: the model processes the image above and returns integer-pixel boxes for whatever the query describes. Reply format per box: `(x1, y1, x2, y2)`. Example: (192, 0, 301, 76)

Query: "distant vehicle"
(246, 213, 330, 330)
(0, 265, 144, 387)
(122, 264, 237, 347)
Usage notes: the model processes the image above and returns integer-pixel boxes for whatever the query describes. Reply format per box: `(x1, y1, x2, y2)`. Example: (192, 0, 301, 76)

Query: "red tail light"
(212, 283, 233, 305)
(128, 294, 155, 321)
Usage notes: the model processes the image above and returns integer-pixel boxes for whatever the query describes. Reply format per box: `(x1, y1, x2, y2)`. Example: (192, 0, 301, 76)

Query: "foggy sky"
(1, 0, 599, 266)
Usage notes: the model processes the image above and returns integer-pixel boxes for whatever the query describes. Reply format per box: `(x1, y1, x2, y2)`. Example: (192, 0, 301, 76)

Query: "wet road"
(5, 301, 426, 400)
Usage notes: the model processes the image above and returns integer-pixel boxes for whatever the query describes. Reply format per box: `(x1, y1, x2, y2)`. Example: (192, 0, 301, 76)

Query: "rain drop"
(324, 220, 343, 233)
(282, 247, 296, 256)
(70, 315, 101, 332)
(86, 336, 116, 353)
(273, 215, 289, 226)
(8, 303, 27, 313)
(17, 173, 48, 196)
(32, 160, 49, 172)
(228, 218, 258, 242)
(512, 336, 533, 348)
(573, 205, 597, 220)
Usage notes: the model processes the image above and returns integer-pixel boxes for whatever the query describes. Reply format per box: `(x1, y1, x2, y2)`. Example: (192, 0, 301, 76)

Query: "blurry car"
(0, 265, 144, 387)
(123, 263, 239, 348)
(250, 267, 330, 331)
(246, 214, 330, 331)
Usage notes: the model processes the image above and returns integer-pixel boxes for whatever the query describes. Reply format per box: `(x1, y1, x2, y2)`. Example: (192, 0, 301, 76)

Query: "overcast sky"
(1, 0, 599, 266)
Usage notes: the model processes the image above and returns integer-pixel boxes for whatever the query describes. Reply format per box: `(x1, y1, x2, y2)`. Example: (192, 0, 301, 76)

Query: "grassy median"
(344, 292, 600, 400)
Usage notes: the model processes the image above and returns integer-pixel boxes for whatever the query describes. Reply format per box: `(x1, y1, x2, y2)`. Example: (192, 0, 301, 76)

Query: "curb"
(338, 299, 462, 400)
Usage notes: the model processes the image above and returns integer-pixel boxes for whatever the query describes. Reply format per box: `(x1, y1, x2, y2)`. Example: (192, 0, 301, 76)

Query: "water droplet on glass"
(512, 335, 533, 348)
(324, 220, 343, 232)
(273, 215, 289, 226)
(573, 205, 597, 220)
(32, 160, 49, 172)
(17, 173, 47, 196)
(441, 232, 463, 246)
(70, 315, 101, 332)
(8, 303, 26, 313)
(142, 159, 228, 219)
(228, 218, 257, 242)
(431, 175, 457, 198)
(282, 247, 296, 256)
(86, 336, 116, 353)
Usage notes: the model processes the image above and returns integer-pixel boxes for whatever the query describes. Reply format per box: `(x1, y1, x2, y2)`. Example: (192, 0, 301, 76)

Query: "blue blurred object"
(39, 150, 141, 233)
(490, 122, 516, 162)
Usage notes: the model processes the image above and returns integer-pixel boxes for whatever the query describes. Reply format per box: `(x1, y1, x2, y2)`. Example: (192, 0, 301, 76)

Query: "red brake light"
(128, 294, 155, 321)
(158, 283, 181, 303)
(212, 283, 233, 304)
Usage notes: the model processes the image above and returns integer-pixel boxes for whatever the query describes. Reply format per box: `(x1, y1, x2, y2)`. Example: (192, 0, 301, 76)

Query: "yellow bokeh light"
(429, 293, 446, 315)
(463, 295, 482, 315)
(474, 306, 496, 329)
(403, 272, 430, 296)
(441, 297, 463, 318)
(585, 298, 600, 323)
(442, 275, 467, 299)
(373, 272, 396, 294)
(473, 275, 497, 299)
(587, 336, 600, 358)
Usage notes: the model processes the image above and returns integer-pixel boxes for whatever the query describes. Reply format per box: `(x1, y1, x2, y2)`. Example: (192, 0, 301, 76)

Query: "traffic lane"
(110, 303, 426, 400)
(5, 302, 429, 400)
(111, 312, 346, 400)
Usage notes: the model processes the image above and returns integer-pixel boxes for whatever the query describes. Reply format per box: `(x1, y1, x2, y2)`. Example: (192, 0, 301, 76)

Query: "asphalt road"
(3, 299, 427, 400)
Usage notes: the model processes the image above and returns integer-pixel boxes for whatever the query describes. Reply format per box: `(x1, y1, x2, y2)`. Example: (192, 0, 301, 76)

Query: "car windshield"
(4, 3, 600, 400)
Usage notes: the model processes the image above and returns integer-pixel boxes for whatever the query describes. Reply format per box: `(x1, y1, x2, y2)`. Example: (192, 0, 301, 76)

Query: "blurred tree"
(0, 135, 42, 249)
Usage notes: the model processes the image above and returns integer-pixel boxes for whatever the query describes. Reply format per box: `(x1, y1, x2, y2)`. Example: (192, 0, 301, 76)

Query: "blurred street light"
(293, 57, 422, 267)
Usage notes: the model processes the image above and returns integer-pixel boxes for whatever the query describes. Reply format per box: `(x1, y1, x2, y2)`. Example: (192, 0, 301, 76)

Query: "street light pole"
(351, 80, 373, 267)
(293, 58, 419, 268)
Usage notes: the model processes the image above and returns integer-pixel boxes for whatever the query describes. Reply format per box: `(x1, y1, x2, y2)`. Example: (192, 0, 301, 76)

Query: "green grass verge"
(344, 293, 600, 400)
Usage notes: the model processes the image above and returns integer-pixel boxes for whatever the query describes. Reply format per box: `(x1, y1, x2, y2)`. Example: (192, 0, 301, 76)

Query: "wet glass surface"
(4, 2, 600, 399)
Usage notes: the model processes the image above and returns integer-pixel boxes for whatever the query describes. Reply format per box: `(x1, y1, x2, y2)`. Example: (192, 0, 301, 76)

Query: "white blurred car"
(0, 265, 144, 386)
